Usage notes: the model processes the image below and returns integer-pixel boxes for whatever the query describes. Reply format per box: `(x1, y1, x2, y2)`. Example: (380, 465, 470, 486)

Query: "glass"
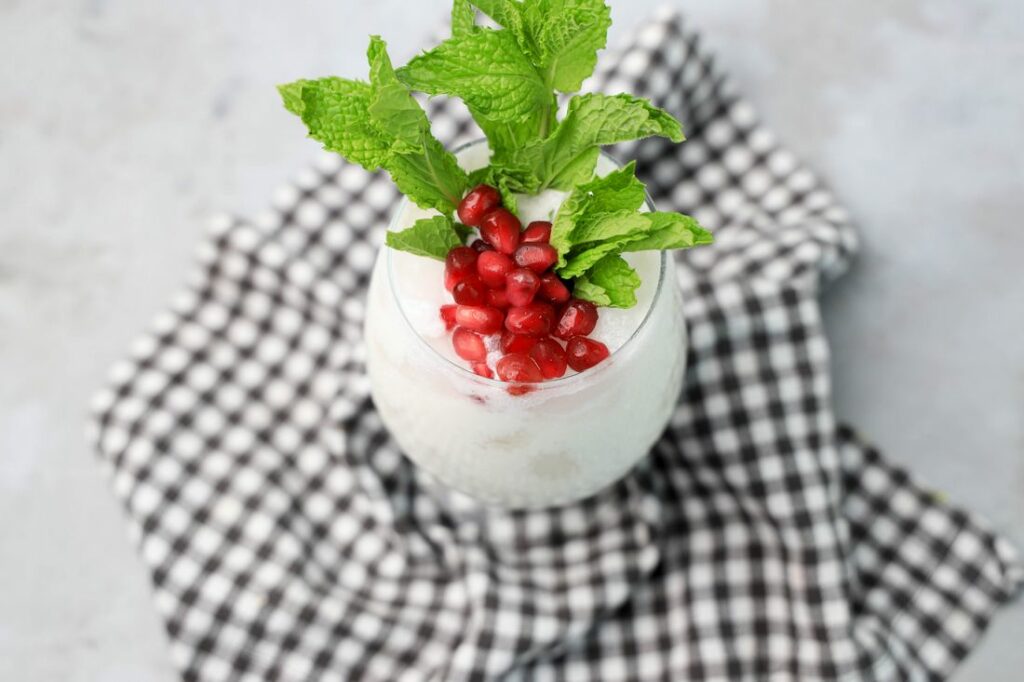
(363, 141, 687, 509)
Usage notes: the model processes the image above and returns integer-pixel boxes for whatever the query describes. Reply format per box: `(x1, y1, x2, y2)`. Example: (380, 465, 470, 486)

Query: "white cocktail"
(364, 142, 687, 508)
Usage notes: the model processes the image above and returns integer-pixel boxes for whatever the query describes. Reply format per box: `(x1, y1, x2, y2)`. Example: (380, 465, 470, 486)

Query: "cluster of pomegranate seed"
(440, 184, 611, 394)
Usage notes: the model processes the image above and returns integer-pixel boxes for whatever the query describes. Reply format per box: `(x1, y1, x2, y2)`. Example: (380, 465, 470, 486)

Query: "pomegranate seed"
(452, 276, 487, 306)
(514, 243, 558, 274)
(455, 305, 504, 335)
(506, 268, 540, 307)
(458, 185, 502, 227)
(530, 338, 568, 379)
(479, 208, 521, 255)
(496, 353, 543, 384)
(565, 336, 610, 372)
(522, 221, 552, 244)
(505, 303, 555, 336)
(500, 330, 539, 354)
(470, 239, 494, 253)
(538, 273, 571, 304)
(471, 362, 494, 379)
(486, 288, 510, 309)
(439, 305, 457, 331)
(452, 327, 487, 362)
(554, 298, 598, 340)
(445, 246, 479, 291)
(476, 251, 514, 289)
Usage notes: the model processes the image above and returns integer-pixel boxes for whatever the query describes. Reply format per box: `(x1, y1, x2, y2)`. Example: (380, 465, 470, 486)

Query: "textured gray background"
(1, 1, 1021, 680)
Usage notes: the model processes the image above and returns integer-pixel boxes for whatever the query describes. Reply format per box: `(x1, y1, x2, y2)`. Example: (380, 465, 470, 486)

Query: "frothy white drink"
(364, 143, 687, 508)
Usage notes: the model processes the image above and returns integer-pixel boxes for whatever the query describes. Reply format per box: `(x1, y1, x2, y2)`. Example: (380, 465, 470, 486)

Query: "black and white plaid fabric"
(90, 10, 1022, 681)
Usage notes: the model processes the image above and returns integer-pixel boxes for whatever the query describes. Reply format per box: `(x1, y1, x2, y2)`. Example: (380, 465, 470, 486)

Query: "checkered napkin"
(90, 10, 1022, 681)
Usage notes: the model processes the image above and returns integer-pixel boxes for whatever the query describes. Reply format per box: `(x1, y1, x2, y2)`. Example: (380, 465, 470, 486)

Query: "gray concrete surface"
(1, 1, 1020, 680)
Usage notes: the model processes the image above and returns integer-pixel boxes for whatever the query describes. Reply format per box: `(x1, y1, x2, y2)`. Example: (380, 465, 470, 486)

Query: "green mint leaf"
(387, 132, 469, 213)
(452, 0, 478, 37)
(550, 185, 589, 265)
(541, 94, 684, 189)
(576, 161, 646, 213)
(487, 95, 684, 192)
(367, 36, 428, 153)
(522, 0, 612, 93)
(397, 29, 549, 123)
(277, 77, 393, 168)
(558, 233, 645, 278)
(386, 215, 465, 260)
(280, 38, 467, 213)
(470, 0, 527, 40)
(571, 278, 611, 306)
(278, 81, 309, 116)
(573, 254, 641, 308)
(571, 210, 649, 244)
(550, 162, 712, 301)
(453, 221, 474, 242)
(622, 212, 714, 252)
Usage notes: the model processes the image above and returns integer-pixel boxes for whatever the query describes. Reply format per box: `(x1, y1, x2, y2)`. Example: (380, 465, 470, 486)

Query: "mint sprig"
(279, 37, 468, 214)
(552, 163, 713, 307)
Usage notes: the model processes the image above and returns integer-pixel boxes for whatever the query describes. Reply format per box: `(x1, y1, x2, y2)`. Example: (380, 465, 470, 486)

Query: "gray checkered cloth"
(90, 10, 1022, 681)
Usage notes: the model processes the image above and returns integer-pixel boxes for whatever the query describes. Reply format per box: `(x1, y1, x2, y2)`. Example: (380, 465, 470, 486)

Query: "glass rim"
(385, 138, 668, 390)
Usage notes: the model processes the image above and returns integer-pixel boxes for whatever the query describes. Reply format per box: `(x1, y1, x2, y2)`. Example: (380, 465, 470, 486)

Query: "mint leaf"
(573, 254, 641, 308)
(559, 233, 646, 278)
(571, 210, 649, 244)
(453, 221, 474, 242)
(280, 38, 467, 213)
(397, 29, 550, 123)
(541, 94, 684, 189)
(451, 0, 478, 37)
(470, 0, 527, 38)
(622, 212, 714, 252)
(277, 77, 393, 168)
(387, 134, 470, 213)
(386, 215, 465, 260)
(576, 161, 646, 213)
(522, 0, 612, 93)
(571, 278, 611, 306)
(551, 162, 712, 304)
(487, 94, 684, 191)
(550, 184, 589, 264)
(367, 36, 429, 153)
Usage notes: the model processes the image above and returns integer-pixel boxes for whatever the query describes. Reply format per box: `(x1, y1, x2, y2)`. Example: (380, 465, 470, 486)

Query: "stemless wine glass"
(363, 141, 687, 509)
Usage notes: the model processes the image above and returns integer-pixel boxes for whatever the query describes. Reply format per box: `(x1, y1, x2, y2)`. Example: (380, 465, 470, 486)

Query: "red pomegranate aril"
(505, 303, 555, 336)
(452, 276, 487, 306)
(522, 221, 552, 244)
(439, 305, 457, 331)
(531, 338, 568, 379)
(455, 305, 504, 335)
(496, 353, 543, 384)
(458, 185, 502, 227)
(538, 273, 571, 304)
(554, 298, 599, 340)
(445, 246, 479, 291)
(506, 268, 540, 307)
(479, 208, 521, 255)
(476, 251, 514, 289)
(452, 327, 487, 362)
(471, 362, 494, 379)
(514, 243, 558, 274)
(565, 336, 610, 372)
(500, 330, 539, 355)
(470, 239, 494, 253)
(486, 288, 510, 309)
